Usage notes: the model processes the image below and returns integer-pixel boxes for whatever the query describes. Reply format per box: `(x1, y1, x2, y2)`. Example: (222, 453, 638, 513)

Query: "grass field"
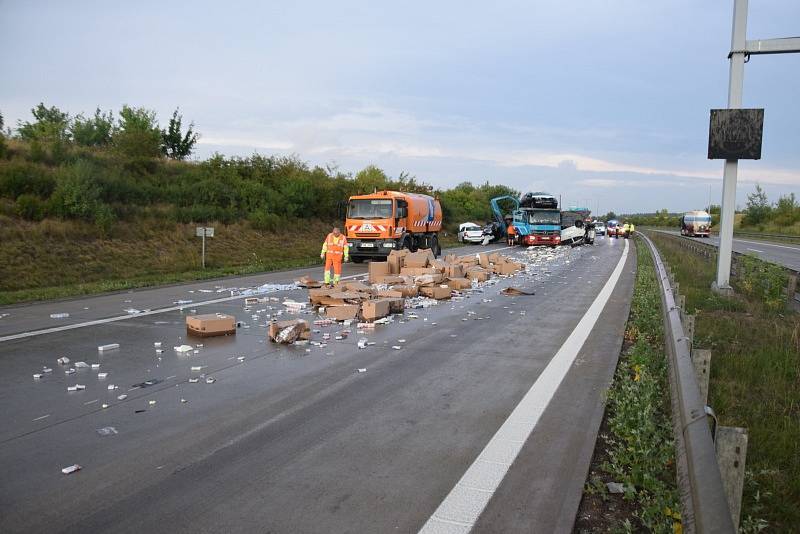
(0, 216, 465, 305)
(648, 231, 799, 532)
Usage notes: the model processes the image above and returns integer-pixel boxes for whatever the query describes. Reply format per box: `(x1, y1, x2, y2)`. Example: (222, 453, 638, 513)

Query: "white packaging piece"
(75, 384, 86, 390)
(50, 313, 70, 319)
(98, 344, 119, 351)
(357, 339, 368, 349)
(74, 361, 89, 368)
(61, 464, 81, 475)
(117, 394, 127, 400)
(154, 342, 162, 348)
(91, 364, 100, 370)
(42, 367, 53, 373)
(188, 378, 199, 383)
(205, 377, 216, 384)
(65, 368, 76, 375)
(107, 384, 117, 390)
(97, 373, 108, 379)
(33, 373, 43, 379)
(174, 345, 193, 353)
(67, 386, 78, 392)
(356, 368, 367, 373)
(57, 357, 70, 365)
(190, 366, 203, 372)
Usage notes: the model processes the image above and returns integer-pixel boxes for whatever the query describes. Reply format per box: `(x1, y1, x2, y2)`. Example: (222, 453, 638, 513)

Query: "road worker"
(320, 227, 349, 286)
(506, 222, 517, 245)
(622, 221, 631, 239)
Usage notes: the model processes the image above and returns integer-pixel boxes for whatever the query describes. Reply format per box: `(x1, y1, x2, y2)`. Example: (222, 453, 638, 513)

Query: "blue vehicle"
(490, 195, 562, 246)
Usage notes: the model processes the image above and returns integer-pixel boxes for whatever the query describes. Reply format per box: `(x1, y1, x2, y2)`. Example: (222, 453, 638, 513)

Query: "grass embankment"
(0, 216, 335, 305)
(0, 216, 464, 305)
(576, 239, 680, 533)
(649, 232, 799, 532)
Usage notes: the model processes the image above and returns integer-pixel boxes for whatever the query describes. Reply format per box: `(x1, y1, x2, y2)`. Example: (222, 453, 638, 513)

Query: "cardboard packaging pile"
(308, 248, 526, 324)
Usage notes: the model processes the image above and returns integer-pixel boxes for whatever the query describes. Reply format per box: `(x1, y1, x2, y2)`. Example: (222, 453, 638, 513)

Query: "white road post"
(714, 0, 748, 292)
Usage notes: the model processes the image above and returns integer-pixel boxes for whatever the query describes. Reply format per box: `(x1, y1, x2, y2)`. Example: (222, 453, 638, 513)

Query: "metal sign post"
(196, 226, 214, 269)
(713, 0, 800, 292)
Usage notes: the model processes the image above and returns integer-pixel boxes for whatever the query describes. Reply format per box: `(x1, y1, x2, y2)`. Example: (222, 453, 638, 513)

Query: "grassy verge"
(0, 216, 469, 306)
(576, 239, 680, 533)
(648, 231, 799, 532)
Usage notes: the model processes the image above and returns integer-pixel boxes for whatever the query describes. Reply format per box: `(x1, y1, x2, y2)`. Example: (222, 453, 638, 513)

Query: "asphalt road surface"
(0, 238, 635, 533)
(652, 229, 800, 271)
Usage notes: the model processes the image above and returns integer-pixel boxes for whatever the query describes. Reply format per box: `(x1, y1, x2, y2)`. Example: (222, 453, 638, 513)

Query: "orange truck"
(345, 190, 443, 262)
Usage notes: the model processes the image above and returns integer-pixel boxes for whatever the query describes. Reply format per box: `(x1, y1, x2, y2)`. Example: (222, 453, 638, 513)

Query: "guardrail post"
(692, 349, 711, 405)
(716, 427, 748, 531)
(685, 314, 695, 351)
(677, 294, 686, 322)
(787, 273, 798, 310)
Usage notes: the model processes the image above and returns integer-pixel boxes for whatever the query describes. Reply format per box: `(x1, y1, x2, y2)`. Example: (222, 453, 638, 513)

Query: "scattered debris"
(606, 482, 625, 494)
(356, 368, 367, 373)
(295, 275, 322, 288)
(148, 400, 157, 406)
(57, 357, 70, 365)
(96, 426, 118, 436)
(97, 373, 108, 379)
(205, 376, 216, 384)
(186, 313, 236, 337)
(501, 287, 535, 296)
(131, 379, 162, 389)
(74, 361, 89, 368)
(117, 394, 128, 400)
(33, 373, 42, 380)
(174, 345, 193, 353)
(65, 368, 76, 375)
(61, 464, 81, 475)
(154, 342, 162, 348)
(269, 319, 311, 344)
(50, 313, 70, 319)
(98, 344, 119, 352)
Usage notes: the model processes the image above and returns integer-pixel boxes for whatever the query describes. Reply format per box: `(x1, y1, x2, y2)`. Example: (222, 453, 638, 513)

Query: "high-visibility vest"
(630, 224, 635, 232)
(321, 233, 348, 258)
(623, 223, 630, 232)
(507, 225, 516, 236)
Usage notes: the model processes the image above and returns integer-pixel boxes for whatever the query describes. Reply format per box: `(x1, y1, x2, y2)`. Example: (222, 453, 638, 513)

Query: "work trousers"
(324, 255, 343, 285)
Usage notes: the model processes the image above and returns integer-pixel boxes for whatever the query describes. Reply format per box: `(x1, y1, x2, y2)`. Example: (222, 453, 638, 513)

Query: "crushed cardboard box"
(268, 319, 311, 343)
(419, 285, 452, 300)
(296, 275, 322, 288)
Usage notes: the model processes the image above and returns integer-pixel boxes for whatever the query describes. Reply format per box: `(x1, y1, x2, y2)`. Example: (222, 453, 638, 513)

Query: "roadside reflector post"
(196, 226, 214, 269)
(716, 426, 748, 531)
(685, 314, 696, 353)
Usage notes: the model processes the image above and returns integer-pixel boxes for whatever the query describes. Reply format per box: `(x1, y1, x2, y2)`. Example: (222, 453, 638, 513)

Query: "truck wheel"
(352, 257, 364, 264)
(431, 236, 441, 258)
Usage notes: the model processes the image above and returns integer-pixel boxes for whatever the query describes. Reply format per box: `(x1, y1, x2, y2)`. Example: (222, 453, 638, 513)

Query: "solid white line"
(419, 240, 630, 534)
(735, 238, 800, 251)
(1, 245, 513, 343)
(747, 248, 764, 253)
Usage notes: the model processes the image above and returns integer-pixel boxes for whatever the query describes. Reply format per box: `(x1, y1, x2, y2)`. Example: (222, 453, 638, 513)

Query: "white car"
(458, 222, 485, 244)
(595, 222, 606, 235)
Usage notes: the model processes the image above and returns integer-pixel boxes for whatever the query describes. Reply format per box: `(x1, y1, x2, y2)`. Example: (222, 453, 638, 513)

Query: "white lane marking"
(747, 248, 764, 253)
(1, 245, 513, 343)
(419, 240, 630, 534)
(736, 238, 800, 251)
(32, 414, 50, 422)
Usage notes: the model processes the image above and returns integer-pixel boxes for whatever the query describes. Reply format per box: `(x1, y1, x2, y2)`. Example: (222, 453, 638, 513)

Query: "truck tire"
(431, 235, 441, 258)
(352, 257, 365, 264)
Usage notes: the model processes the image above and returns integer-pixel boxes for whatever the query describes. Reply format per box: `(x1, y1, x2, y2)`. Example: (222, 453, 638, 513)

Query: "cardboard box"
(345, 281, 372, 293)
(414, 273, 445, 286)
(444, 254, 457, 264)
(387, 249, 408, 274)
(377, 296, 405, 313)
(308, 287, 338, 305)
(186, 314, 236, 337)
(447, 277, 473, 290)
(328, 291, 364, 301)
(420, 285, 452, 300)
(403, 251, 430, 268)
(466, 268, 490, 282)
(361, 299, 391, 321)
(446, 264, 465, 278)
(325, 304, 360, 321)
(390, 284, 419, 297)
(478, 253, 490, 269)
(430, 259, 448, 272)
(400, 267, 438, 276)
(377, 275, 408, 285)
(367, 261, 390, 284)
(375, 289, 404, 298)
(495, 262, 520, 275)
(488, 253, 501, 264)
(268, 319, 311, 342)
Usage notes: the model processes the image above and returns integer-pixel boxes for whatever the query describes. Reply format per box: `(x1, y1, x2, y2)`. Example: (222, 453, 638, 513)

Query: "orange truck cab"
(345, 190, 443, 262)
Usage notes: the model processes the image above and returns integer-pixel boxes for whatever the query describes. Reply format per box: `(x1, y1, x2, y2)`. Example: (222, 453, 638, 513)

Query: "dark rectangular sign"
(708, 108, 764, 160)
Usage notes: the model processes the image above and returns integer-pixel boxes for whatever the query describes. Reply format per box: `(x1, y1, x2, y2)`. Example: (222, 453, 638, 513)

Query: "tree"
(112, 105, 162, 160)
(743, 184, 771, 226)
(354, 165, 389, 193)
(773, 193, 799, 226)
(604, 211, 617, 221)
(161, 108, 199, 160)
(71, 108, 115, 147)
(17, 103, 71, 143)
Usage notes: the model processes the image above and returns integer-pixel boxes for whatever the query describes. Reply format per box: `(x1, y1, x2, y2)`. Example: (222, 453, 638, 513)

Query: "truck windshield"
(527, 211, 561, 225)
(685, 215, 711, 223)
(348, 199, 393, 219)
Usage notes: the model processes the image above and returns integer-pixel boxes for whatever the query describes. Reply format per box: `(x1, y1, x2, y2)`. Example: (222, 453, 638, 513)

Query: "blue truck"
(489, 195, 563, 246)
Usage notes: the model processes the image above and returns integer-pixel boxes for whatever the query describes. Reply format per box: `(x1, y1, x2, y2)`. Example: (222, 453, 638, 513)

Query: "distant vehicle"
(519, 191, 558, 209)
(680, 210, 712, 237)
(595, 222, 606, 235)
(458, 222, 485, 244)
(606, 219, 621, 238)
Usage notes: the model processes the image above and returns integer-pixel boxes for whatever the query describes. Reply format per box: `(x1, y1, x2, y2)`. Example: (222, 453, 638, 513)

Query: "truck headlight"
(383, 242, 395, 248)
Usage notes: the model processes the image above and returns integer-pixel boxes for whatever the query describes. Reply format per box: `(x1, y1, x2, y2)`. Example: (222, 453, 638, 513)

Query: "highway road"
(0, 238, 635, 533)
(652, 230, 800, 271)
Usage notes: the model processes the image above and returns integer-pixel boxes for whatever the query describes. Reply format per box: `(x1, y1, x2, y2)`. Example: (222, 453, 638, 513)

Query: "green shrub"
(0, 161, 56, 199)
(248, 210, 281, 232)
(50, 160, 102, 219)
(92, 203, 116, 235)
(15, 194, 45, 221)
(735, 254, 788, 312)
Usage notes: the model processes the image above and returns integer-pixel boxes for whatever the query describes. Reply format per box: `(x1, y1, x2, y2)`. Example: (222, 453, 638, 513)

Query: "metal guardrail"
(730, 230, 800, 242)
(648, 229, 800, 311)
(639, 233, 736, 533)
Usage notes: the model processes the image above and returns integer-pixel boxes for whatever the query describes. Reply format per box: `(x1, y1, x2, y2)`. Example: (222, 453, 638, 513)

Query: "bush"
(92, 203, 116, 235)
(0, 161, 56, 199)
(15, 194, 45, 221)
(248, 210, 281, 232)
(50, 160, 102, 219)
(735, 254, 788, 312)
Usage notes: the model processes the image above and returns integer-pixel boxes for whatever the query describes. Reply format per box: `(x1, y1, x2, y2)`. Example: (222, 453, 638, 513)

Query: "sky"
(2, 0, 799, 215)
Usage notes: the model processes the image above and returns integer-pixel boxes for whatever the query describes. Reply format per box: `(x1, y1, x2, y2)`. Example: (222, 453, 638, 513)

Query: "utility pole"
(713, 0, 800, 292)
